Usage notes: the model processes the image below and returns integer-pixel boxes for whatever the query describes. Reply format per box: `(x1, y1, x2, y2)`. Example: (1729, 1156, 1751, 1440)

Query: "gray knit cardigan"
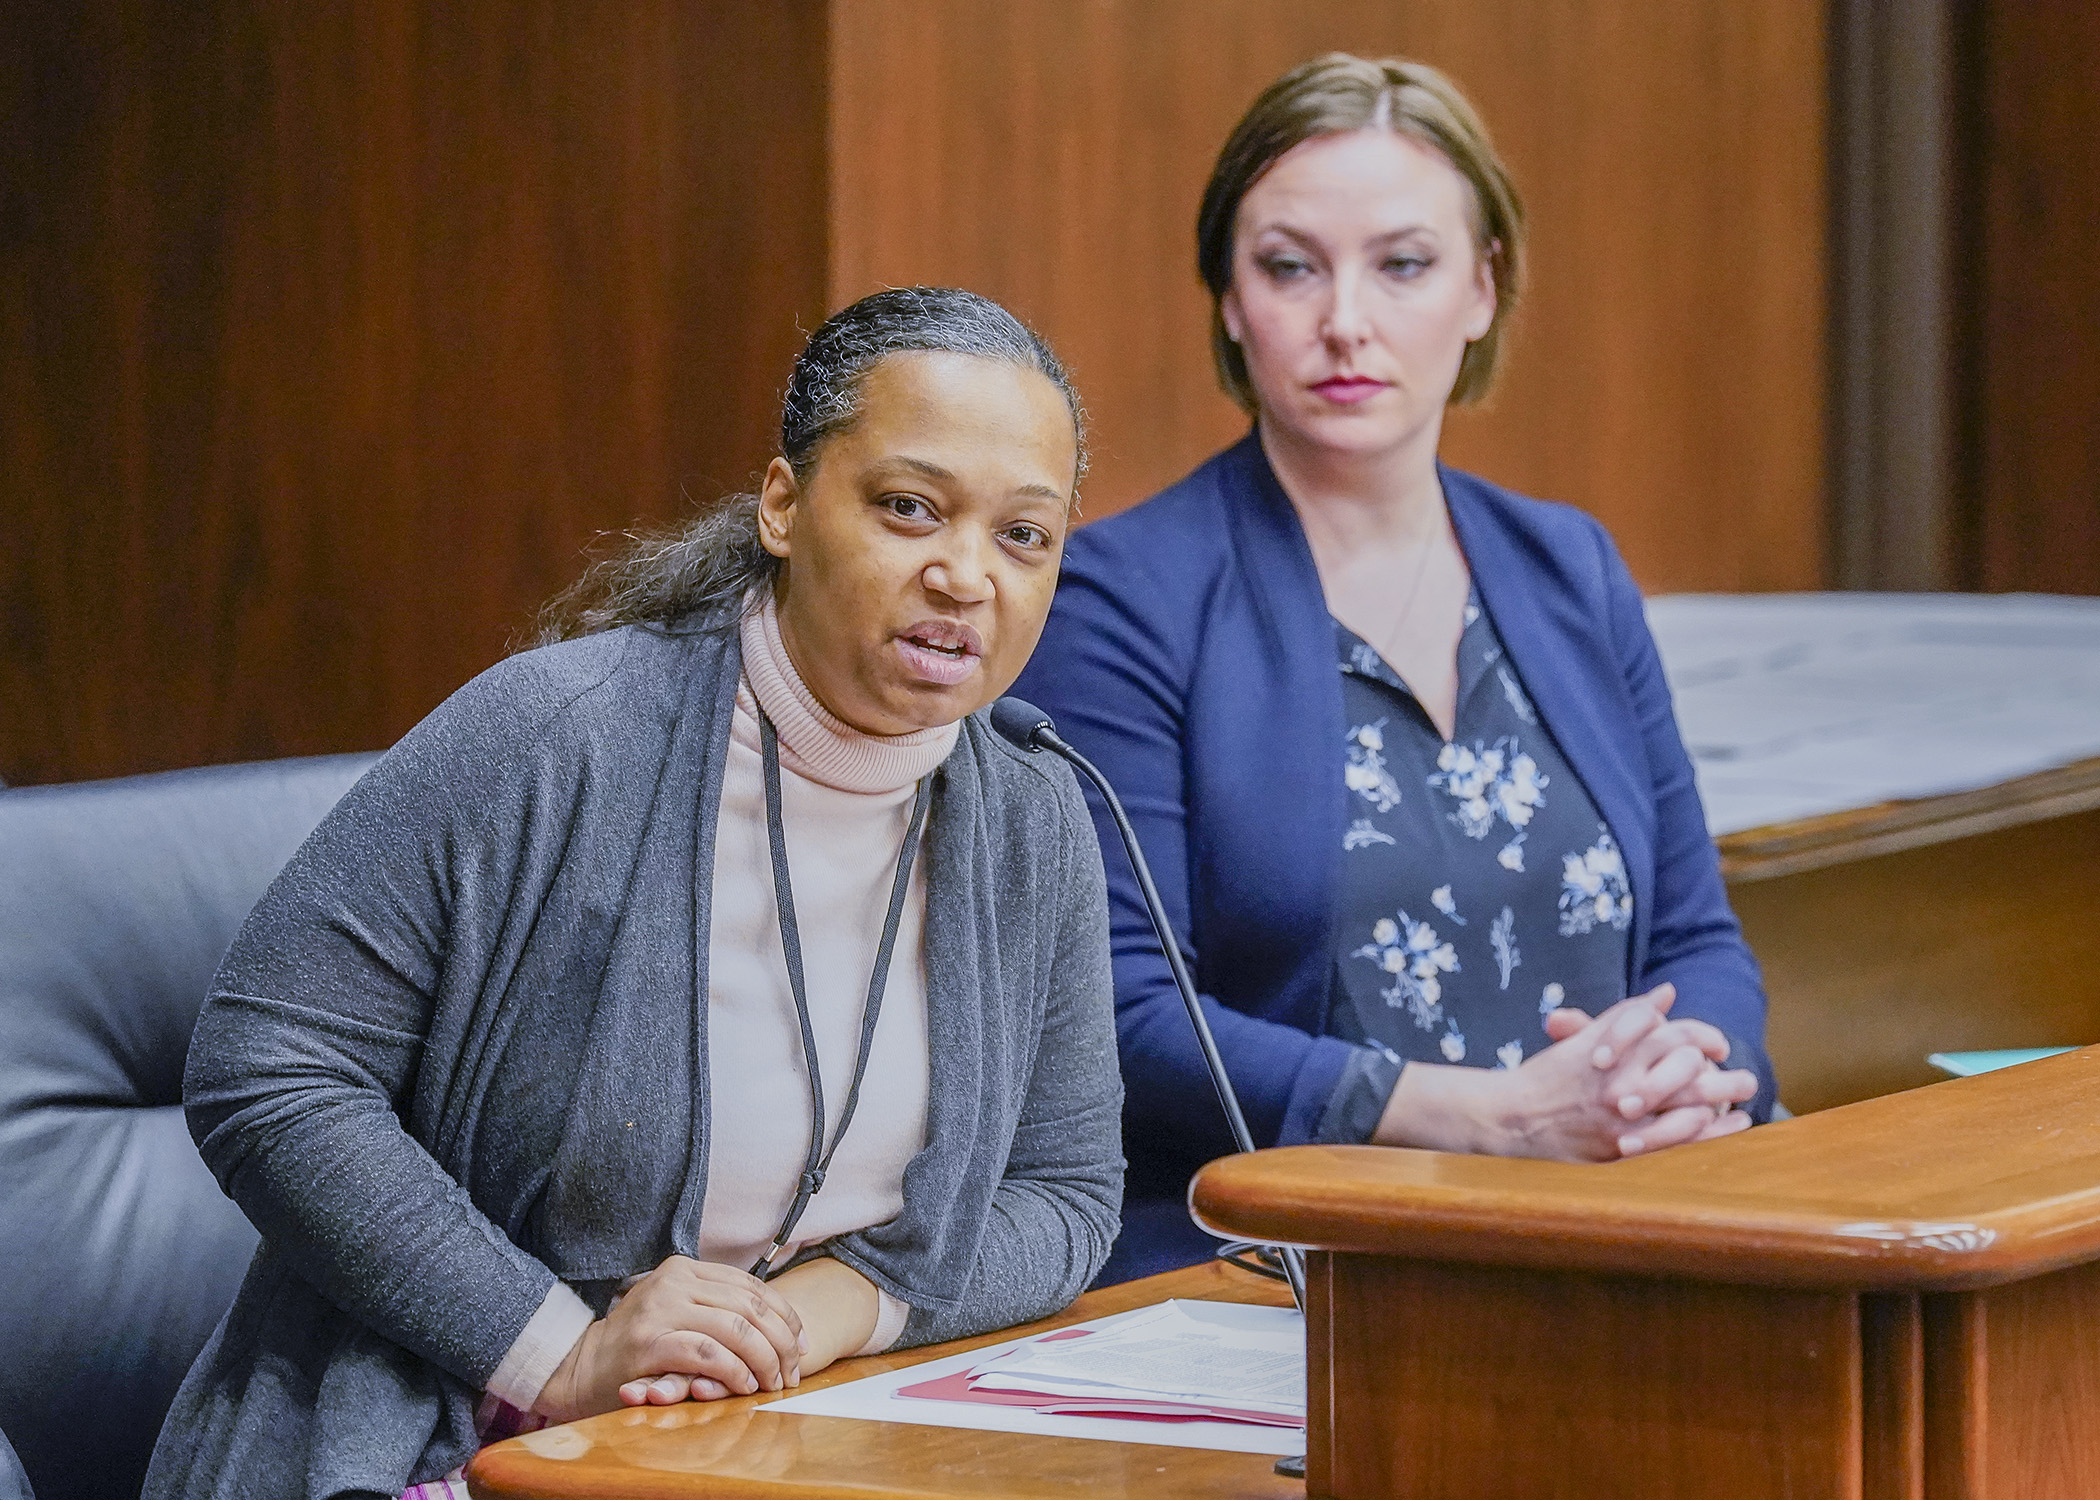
(143, 616, 1123, 1499)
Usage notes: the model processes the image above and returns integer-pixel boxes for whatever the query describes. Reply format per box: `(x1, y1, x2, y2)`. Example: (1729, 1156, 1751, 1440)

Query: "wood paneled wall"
(1824, 0, 2100, 596)
(1975, 4, 2100, 594)
(0, 3, 827, 785)
(827, 0, 1831, 595)
(4, 0, 1837, 785)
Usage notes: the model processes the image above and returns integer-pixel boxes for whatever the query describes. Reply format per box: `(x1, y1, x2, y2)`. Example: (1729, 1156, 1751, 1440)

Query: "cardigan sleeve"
(182, 665, 595, 1391)
(1595, 528, 1778, 1120)
(1017, 540, 1364, 1159)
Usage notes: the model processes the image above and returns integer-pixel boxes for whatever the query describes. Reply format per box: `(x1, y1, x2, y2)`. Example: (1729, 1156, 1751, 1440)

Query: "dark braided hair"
(534, 287, 1083, 645)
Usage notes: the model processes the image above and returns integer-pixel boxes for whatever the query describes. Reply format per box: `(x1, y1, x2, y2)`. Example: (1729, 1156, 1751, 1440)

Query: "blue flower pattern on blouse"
(1320, 591, 1634, 1132)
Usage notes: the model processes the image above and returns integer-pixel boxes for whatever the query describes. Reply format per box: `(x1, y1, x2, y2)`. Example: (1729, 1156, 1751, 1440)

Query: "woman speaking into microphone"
(1013, 54, 1774, 1283)
(147, 287, 1121, 1499)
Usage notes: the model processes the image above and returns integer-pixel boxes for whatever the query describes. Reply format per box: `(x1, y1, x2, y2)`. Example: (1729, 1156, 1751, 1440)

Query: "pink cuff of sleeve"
(485, 1281, 595, 1412)
(852, 1290, 911, 1357)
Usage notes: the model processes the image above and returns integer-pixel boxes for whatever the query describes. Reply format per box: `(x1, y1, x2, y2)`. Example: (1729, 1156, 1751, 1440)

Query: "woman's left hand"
(620, 1255, 883, 1407)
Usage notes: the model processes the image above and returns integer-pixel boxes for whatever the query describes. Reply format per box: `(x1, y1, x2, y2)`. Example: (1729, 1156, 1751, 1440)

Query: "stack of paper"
(764, 1299, 1306, 1455)
(898, 1301, 1304, 1428)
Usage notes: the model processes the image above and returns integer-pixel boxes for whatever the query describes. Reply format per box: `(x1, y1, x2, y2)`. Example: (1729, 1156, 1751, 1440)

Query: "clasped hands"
(534, 1255, 877, 1424)
(1376, 982, 1759, 1161)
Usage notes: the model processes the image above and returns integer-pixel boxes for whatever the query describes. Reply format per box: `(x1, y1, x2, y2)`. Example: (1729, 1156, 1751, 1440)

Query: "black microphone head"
(989, 696, 1057, 752)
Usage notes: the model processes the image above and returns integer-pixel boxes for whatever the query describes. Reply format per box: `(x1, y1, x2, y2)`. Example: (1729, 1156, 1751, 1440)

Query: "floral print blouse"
(1316, 592, 1634, 1144)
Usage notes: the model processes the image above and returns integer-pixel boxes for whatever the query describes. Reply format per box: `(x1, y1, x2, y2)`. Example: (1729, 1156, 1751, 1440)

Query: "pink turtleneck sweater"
(485, 598, 956, 1412)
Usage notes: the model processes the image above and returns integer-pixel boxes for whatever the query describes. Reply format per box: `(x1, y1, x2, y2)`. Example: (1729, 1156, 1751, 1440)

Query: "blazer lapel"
(1212, 433, 1352, 1026)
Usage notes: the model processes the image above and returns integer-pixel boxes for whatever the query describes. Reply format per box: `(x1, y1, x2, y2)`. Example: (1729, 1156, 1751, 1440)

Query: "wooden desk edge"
(1192, 1047, 2100, 1293)
(1716, 753, 2100, 883)
(1191, 1172, 2100, 1293)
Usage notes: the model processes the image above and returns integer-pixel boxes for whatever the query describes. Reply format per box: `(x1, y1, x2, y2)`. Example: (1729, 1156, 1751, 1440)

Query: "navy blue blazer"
(1014, 434, 1776, 1264)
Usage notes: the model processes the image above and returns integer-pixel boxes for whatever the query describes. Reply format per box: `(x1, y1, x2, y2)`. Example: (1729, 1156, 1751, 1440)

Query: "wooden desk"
(1196, 1044, 2100, 1500)
(467, 1261, 1298, 1500)
(1722, 754, 2100, 1112)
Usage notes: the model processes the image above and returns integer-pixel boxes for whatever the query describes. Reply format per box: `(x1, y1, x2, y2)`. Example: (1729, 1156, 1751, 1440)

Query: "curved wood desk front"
(1194, 1044, 2100, 1500)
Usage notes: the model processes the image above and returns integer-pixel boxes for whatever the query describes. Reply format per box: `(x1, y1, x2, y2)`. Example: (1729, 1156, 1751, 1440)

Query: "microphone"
(990, 696, 1307, 1313)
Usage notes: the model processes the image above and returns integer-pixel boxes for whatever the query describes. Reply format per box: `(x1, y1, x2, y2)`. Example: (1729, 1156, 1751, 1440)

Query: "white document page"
(1643, 592, 2100, 835)
(763, 1299, 1307, 1456)
(972, 1300, 1304, 1413)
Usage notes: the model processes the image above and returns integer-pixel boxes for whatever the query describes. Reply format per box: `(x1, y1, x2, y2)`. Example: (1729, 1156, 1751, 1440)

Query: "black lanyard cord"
(750, 709, 932, 1278)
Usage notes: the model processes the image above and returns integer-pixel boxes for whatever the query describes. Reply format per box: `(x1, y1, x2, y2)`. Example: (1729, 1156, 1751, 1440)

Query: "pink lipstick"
(1311, 376, 1388, 405)
(895, 618, 984, 687)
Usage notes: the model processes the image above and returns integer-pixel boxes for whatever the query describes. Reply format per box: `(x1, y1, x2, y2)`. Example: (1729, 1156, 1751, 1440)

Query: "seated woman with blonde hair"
(1015, 55, 1773, 1282)
(146, 287, 1120, 1498)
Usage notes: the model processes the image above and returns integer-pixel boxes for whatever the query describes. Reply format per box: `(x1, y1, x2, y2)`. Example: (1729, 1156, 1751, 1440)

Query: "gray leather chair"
(0, 755, 378, 1500)
(0, 1427, 33, 1500)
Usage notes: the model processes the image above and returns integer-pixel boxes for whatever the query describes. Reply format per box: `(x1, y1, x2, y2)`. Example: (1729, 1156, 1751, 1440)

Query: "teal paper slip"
(1926, 1047, 2079, 1078)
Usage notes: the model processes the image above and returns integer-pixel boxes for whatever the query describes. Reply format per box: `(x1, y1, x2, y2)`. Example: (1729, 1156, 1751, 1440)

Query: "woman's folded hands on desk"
(535, 1255, 885, 1423)
(1372, 983, 1758, 1161)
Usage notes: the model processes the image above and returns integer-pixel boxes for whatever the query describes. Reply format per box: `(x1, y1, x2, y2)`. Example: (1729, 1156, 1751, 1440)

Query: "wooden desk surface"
(1194, 1044, 2100, 1292)
(467, 1261, 1299, 1500)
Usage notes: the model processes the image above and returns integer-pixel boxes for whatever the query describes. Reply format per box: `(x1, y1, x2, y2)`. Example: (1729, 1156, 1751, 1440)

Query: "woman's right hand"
(533, 1257, 806, 1423)
(1373, 984, 1757, 1162)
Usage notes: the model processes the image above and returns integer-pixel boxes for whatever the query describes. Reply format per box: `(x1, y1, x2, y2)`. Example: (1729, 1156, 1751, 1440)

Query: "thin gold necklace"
(1371, 517, 1445, 671)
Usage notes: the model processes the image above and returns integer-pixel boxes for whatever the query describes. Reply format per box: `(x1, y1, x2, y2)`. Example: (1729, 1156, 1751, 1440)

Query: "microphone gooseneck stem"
(1034, 725, 1308, 1314)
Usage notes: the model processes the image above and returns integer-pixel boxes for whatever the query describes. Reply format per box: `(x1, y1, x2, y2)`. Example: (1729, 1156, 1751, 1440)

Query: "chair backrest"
(0, 755, 378, 1500)
(0, 1425, 32, 1500)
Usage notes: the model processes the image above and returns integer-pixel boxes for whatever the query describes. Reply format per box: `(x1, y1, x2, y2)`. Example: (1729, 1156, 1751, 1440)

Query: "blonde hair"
(1197, 54, 1526, 409)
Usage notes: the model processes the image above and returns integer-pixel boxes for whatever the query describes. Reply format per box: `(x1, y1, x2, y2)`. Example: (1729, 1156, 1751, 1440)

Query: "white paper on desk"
(973, 1301, 1305, 1414)
(762, 1299, 1306, 1456)
(1643, 593, 2100, 834)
